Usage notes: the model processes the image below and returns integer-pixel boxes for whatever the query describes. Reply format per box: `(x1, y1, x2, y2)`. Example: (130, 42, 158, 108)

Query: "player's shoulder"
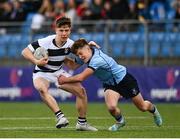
(89, 49, 101, 63)
(93, 48, 103, 58)
(65, 38, 74, 48)
(91, 48, 109, 64)
(67, 38, 74, 44)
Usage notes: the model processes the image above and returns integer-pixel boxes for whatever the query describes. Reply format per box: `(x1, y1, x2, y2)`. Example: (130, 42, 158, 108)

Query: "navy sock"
(78, 117, 87, 125)
(55, 110, 64, 119)
(149, 105, 156, 113)
(114, 115, 122, 122)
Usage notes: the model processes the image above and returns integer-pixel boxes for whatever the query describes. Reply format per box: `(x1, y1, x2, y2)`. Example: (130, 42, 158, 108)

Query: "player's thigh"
(131, 93, 146, 108)
(104, 89, 121, 108)
(33, 77, 50, 92)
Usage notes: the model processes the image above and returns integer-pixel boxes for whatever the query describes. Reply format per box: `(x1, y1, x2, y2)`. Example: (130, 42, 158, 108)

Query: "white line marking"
(0, 125, 180, 130)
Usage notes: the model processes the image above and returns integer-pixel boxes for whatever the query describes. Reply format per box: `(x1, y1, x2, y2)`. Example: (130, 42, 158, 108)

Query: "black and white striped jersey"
(28, 35, 74, 73)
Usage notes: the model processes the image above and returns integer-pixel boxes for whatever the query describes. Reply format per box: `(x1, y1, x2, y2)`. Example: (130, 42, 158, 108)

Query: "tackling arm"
(58, 68, 94, 84)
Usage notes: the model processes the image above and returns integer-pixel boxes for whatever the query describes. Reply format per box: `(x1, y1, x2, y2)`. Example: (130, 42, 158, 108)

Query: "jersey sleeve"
(27, 41, 40, 52)
(88, 58, 102, 71)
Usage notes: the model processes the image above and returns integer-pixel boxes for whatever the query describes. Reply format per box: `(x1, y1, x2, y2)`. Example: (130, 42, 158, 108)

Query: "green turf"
(0, 102, 180, 138)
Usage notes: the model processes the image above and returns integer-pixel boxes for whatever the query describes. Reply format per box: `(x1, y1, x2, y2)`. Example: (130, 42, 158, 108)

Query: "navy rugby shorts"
(104, 73, 140, 99)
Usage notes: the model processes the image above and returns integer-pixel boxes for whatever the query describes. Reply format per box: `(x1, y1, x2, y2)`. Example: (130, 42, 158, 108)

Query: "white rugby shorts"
(33, 69, 71, 87)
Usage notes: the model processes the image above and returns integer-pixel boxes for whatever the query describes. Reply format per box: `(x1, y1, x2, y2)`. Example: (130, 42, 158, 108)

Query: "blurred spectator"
(21, 0, 42, 13)
(89, 0, 104, 20)
(0, 0, 26, 22)
(102, 1, 112, 19)
(65, 0, 77, 25)
(53, 0, 65, 19)
(10, 0, 27, 22)
(149, 0, 166, 31)
(0, 1, 13, 22)
(31, 0, 53, 31)
(109, 0, 130, 20)
(149, 1, 166, 21)
(76, 0, 91, 20)
(128, 0, 138, 19)
(136, 0, 150, 22)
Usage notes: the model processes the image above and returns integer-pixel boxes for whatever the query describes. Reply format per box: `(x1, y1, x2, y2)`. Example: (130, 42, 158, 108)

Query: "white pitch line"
(0, 116, 149, 120)
(0, 125, 180, 131)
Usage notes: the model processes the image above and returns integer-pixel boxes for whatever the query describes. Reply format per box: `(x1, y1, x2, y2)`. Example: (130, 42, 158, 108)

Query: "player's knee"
(75, 83, 87, 99)
(35, 86, 48, 96)
(79, 87, 87, 99)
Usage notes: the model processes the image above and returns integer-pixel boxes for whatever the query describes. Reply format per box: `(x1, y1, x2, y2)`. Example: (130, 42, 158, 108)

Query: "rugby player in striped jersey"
(22, 17, 97, 131)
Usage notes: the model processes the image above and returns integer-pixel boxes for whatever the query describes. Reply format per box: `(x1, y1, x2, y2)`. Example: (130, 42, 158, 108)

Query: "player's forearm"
(64, 75, 84, 83)
(22, 47, 37, 65)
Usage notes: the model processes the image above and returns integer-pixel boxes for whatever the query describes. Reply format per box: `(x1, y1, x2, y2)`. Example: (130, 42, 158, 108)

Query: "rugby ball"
(34, 47, 48, 60)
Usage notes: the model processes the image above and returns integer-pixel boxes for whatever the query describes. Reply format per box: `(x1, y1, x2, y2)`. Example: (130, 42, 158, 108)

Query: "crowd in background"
(0, 0, 180, 32)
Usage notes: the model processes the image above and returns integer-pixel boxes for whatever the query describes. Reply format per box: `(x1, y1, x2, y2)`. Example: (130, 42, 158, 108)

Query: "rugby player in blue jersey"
(58, 38, 163, 131)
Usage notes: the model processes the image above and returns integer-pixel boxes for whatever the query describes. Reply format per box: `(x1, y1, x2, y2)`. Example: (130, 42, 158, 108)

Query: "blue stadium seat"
(79, 33, 92, 41)
(160, 33, 174, 57)
(136, 45, 144, 57)
(124, 33, 142, 57)
(21, 13, 35, 35)
(154, 32, 164, 42)
(111, 44, 124, 57)
(128, 32, 140, 42)
(70, 33, 79, 41)
(110, 33, 128, 42)
(21, 35, 30, 47)
(1, 34, 24, 57)
(150, 42, 160, 57)
(0, 41, 6, 57)
(149, 32, 164, 57)
(0, 48, 6, 57)
(32, 34, 46, 41)
(124, 43, 135, 57)
(161, 45, 172, 57)
(173, 43, 180, 57)
(109, 33, 127, 57)
(92, 33, 104, 46)
(0, 35, 12, 57)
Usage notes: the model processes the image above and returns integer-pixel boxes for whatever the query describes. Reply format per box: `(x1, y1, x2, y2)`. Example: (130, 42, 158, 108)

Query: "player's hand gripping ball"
(34, 47, 48, 60)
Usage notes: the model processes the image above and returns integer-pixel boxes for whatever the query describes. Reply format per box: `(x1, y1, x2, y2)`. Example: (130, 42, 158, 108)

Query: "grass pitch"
(0, 102, 180, 138)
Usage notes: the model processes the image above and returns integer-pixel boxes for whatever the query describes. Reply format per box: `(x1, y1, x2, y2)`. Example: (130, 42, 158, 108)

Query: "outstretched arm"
(58, 68, 94, 84)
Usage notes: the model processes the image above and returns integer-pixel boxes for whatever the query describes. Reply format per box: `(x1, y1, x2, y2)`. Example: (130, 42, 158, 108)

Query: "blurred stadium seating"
(0, 0, 179, 66)
(0, 30, 180, 58)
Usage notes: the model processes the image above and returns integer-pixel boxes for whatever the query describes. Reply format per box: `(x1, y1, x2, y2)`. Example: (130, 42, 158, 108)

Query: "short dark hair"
(71, 38, 88, 54)
(55, 16, 71, 28)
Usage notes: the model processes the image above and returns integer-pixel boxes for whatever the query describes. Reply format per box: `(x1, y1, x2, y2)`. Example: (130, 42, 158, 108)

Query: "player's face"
(55, 25, 71, 42)
(76, 45, 92, 63)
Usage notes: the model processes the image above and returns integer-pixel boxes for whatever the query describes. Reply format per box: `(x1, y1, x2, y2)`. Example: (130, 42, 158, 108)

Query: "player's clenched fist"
(58, 75, 67, 85)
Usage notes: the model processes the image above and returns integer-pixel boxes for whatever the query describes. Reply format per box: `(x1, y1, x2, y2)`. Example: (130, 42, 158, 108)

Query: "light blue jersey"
(88, 48, 126, 85)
